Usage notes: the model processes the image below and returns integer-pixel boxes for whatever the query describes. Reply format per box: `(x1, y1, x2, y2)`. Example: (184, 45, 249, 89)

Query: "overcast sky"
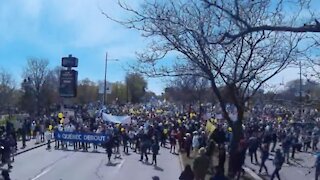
(0, 0, 313, 95)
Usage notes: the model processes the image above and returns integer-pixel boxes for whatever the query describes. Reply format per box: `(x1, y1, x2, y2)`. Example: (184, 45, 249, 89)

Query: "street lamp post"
(103, 52, 118, 106)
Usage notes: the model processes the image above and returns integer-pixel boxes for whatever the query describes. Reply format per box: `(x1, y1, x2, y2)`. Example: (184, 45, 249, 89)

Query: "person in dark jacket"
(210, 166, 228, 180)
(185, 133, 192, 158)
(218, 145, 226, 174)
(193, 147, 210, 180)
(1, 169, 10, 180)
(248, 135, 259, 164)
(211, 126, 226, 145)
(151, 140, 160, 166)
(271, 131, 277, 152)
(1, 135, 13, 169)
(258, 143, 269, 175)
(271, 149, 285, 180)
(105, 136, 113, 163)
(179, 164, 194, 180)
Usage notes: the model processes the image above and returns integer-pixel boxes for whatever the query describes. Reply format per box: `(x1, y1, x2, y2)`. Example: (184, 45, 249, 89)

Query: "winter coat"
(193, 154, 210, 176)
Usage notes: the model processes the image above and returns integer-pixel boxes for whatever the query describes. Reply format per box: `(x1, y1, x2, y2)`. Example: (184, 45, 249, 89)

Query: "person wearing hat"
(193, 147, 210, 180)
(192, 131, 200, 157)
(185, 133, 192, 158)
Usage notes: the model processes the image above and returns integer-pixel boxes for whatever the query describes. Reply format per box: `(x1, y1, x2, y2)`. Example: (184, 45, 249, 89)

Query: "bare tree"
(22, 58, 49, 116)
(104, 0, 306, 175)
(202, 0, 320, 44)
(0, 69, 16, 113)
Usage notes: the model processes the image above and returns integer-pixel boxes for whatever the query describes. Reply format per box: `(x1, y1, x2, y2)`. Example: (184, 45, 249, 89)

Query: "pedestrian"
(2, 135, 13, 169)
(1, 169, 10, 180)
(313, 133, 319, 151)
(151, 140, 160, 166)
(248, 135, 259, 164)
(281, 136, 291, 164)
(271, 131, 277, 152)
(179, 164, 194, 180)
(218, 145, 226, 174)
(210, 166, 227, 180)
(170, 130, 177, 154)
(258, 143, 269, 175)
(271, 149, 285, 180)
(105, 136, 113, 163)
(193, 147, 210, 180)
(185, 133, 192, 158)
(192, 131, 200, 157)
(45, 128, 52, 150)
(315, 152, 320, 180)
(140, 137, 149, 162)
(122, 131, 129, 154)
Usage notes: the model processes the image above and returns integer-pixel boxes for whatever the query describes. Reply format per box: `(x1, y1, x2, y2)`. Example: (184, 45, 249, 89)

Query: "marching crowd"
(0, 103, 320, 180)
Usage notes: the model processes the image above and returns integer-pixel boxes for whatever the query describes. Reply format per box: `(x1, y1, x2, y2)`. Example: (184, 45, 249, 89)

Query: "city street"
(245, 148, 317, 180)
(9, 145, 181, 180)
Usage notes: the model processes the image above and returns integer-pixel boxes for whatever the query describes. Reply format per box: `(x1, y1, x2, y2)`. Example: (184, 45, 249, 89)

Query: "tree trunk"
(228, 118, 244, 177)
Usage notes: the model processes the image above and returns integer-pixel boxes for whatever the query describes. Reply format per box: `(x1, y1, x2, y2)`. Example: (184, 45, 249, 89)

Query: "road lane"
(10, 145, 181, 180)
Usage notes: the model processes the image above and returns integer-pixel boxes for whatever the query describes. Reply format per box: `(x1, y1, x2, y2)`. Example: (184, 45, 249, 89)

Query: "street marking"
(243, 167, 263, 180)
(31, 167, 52, 180)
(118, 159, 126, 169)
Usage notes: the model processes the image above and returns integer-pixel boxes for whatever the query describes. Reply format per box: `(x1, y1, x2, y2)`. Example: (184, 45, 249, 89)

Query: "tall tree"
(126, 73, 147, 104)
(105, 0, 305, 174)
(75, 78, 99, 105)
(40, 67, 61, 114)
(22, 58, 49, 115)
(0, 69, 16, 113)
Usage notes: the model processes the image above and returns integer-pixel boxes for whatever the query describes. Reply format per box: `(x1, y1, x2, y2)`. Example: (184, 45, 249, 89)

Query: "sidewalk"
(15, 139, 48, 156)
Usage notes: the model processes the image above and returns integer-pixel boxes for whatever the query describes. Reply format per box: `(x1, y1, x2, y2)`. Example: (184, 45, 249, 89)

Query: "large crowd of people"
(0, 102, 320, 180)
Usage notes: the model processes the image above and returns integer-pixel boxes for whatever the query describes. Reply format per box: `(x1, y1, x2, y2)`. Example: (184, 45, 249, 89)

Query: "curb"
(15, 141, 55, 156)
(243, 166, 263, 180)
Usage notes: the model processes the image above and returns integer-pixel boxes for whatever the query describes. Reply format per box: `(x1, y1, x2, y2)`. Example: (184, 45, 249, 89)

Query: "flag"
(206, 120, 216, 133)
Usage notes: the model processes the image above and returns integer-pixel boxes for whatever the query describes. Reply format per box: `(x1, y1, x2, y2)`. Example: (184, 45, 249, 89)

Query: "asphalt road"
(9, 145, 181, 180)
(245, 148, 317, 180)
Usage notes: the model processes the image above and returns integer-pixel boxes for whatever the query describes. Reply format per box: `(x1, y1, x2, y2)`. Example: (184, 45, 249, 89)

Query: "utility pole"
(103, 52, 118, 106)
(103, 52, 108, 106)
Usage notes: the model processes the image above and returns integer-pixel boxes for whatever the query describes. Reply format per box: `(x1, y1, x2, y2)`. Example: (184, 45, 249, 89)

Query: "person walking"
(151, 140, 160, 166)
(45, 128, 52, 150)
(105, 136, 113, 164)
(258, 143, 269, 175)
(282, 136, 291, 164)
(315, 152, 320, 180)
(271, 149, 285, 180)
(193, 147, 210, 180)
(185, 133, 192, 158)
(248, 135, 259, 164)
(179, 164, 194, 180)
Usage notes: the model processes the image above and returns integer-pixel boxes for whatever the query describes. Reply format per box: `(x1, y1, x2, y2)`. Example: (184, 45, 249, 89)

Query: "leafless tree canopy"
(104, 0, 307, 124)
(202, 0, 320, 44)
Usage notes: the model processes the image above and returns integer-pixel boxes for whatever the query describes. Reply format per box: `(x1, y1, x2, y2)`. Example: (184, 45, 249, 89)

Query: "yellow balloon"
(228, 127, 232, 132)
(58, 113, 63, 119)
(49, 125, 53, 130)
